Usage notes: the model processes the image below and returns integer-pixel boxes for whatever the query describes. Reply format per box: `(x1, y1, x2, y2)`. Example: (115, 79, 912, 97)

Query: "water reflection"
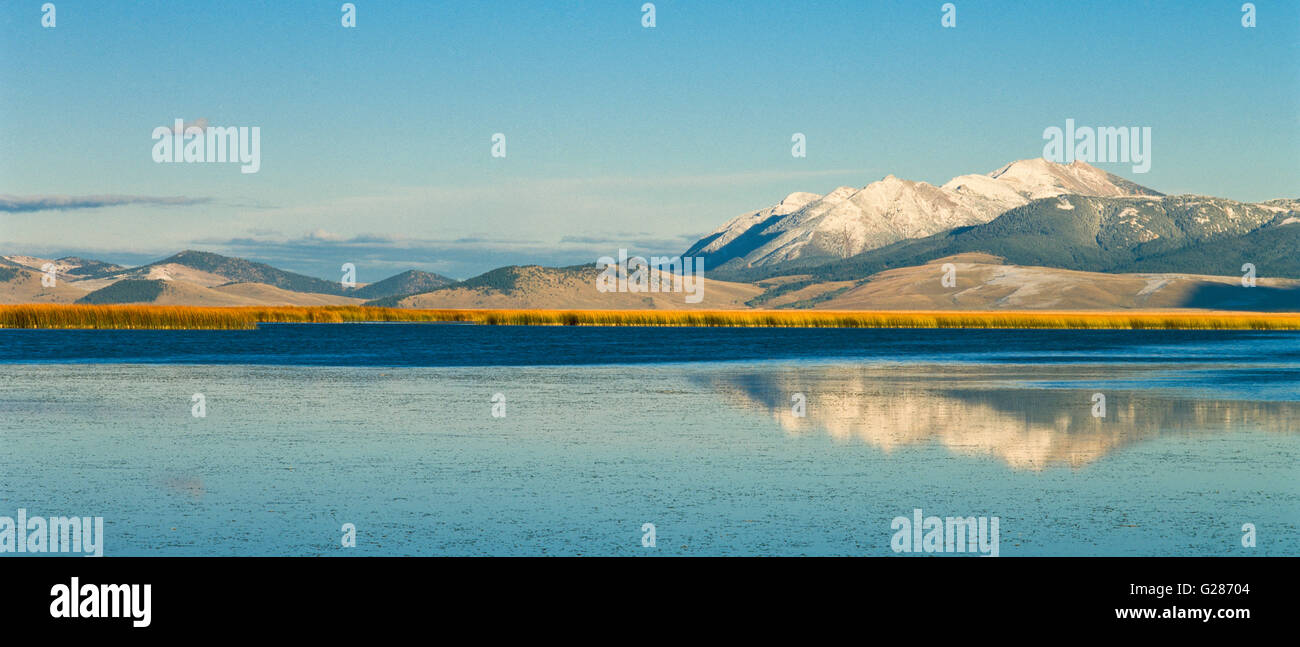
(699, 364, 1299, 470)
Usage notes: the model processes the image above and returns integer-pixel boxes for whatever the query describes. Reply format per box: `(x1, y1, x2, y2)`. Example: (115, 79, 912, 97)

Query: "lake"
(0, 325, 1296, 555)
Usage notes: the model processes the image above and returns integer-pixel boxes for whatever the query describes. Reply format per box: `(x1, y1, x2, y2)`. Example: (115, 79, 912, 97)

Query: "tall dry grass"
(2, 304, 1299, 330)
(0, 305, 475, 329)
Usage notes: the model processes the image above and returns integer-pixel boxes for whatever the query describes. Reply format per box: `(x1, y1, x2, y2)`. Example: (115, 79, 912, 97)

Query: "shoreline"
(2, 304, 1300, 330)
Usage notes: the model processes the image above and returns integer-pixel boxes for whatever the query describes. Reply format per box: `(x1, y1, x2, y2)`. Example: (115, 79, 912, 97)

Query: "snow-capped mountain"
(684, 159, 1163, 269)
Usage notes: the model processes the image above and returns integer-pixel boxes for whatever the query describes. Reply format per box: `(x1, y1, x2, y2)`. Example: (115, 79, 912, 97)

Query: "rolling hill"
(106, 250, 356, 295)
(349, 269, 455, 300)
(804, 254, 1300, 311)
(0, 250, 444, 305)
(76, 278, 367, 306)
(379, 265, 763, 310)
(0, 266, 90, 303)
(0, 255, 128, 279)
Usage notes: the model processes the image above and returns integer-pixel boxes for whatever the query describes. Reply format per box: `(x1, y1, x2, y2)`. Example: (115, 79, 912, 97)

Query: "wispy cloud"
(0, 194, 211, 213)
(191, 229, 696, 280)
(559, 233, 697, 249)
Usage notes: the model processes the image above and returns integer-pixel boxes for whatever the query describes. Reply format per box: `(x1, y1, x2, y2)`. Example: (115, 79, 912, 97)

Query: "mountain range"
(3, 158, 1296, 312)
(686, 158, 1163, 271)
(0, 250, 454, 306)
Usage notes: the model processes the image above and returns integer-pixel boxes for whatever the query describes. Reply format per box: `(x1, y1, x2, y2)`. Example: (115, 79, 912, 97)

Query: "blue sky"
(1, 0, 1297, 279)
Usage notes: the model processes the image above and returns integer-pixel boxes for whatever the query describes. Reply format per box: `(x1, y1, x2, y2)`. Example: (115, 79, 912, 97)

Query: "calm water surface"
(0, 325, 1296, 555)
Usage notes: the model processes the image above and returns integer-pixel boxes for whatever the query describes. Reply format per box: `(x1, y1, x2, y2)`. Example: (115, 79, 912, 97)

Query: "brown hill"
(394, 265, 763, 310)
(810, 254, 1300, 311)
(209, 283, 366, 306)
(76, 279, 365, 306)
(0, 266, 89, 303)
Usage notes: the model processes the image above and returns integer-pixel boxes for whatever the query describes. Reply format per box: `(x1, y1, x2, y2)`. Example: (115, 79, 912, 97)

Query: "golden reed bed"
(1, 304, 1299, 330)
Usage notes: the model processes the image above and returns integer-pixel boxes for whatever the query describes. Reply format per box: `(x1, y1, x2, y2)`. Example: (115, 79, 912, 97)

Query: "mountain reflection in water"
(697, 364, 1299, 471)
